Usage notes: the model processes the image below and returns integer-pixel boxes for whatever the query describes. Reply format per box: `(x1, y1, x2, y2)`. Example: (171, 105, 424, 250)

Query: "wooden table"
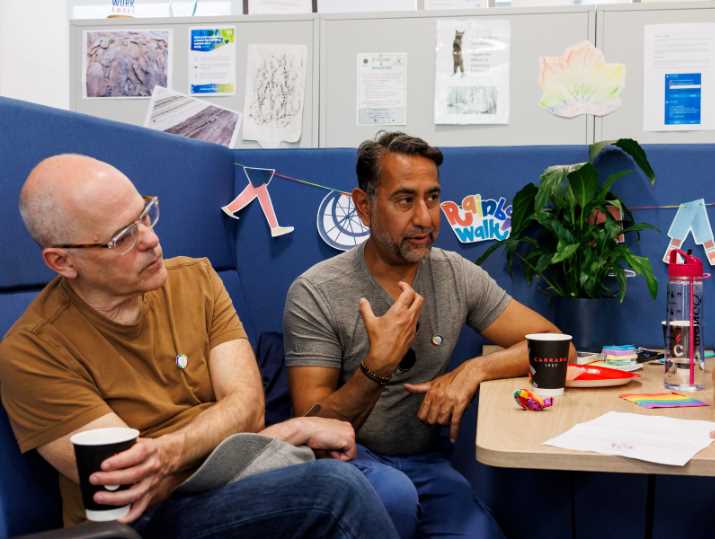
(476, 362, 715, 476)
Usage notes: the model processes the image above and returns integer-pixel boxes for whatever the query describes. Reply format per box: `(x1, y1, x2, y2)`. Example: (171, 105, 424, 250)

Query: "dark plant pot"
(553, 297, 620, 352)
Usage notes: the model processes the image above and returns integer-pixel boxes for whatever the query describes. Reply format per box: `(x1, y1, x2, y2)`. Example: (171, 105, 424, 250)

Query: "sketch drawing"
(250, 51, 303, 127)
(85, 30, 170, 98)
(242, 44, 307, 147)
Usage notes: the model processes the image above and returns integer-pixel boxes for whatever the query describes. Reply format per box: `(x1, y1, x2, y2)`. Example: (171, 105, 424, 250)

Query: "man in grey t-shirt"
(284, 132, 564, 539)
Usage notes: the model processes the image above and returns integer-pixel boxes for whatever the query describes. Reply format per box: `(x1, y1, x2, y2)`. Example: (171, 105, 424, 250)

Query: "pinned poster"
(440, 194, 512, 243)
(434, 19, 510, 125)
(643, 24, 715, 132)
(663, 199, 715, 265)
(538, 41, 625, 118)
(222, 166, 294, 238)
(189, 27, 236, 96)
(84, 29, 171, 98)
(357, 52, 408, 126)
(317, 191, 370, 251)
(242, 44, 307, 148)
(144, 86, 241, 148)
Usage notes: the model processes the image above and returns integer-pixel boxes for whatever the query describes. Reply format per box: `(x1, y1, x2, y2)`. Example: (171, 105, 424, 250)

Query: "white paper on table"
(357, 53, 407, 126)
(545, 411, 715, 466)
(188, 27, 236, 96)
(434, 19, 510, 125)
(144, 86, 241, 148)
(424, 0, 486, 9)
(242, 44, 307, 148)
(643, 24, 715, 132)
(317, 0, 417, 13)
(247, 0, 312, 14)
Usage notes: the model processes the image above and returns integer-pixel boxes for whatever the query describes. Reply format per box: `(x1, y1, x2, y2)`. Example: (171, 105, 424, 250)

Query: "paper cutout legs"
(222, 183, 294, 237)
(663, 199, 715, 265)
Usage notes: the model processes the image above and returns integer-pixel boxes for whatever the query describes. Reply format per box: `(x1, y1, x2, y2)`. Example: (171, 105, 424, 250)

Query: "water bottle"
(664, 249, 709, 391)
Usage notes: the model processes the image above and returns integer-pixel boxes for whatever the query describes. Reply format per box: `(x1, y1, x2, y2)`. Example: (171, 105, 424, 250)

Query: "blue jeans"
(132, 459, 399, 538)
(350, 444, 505, 539)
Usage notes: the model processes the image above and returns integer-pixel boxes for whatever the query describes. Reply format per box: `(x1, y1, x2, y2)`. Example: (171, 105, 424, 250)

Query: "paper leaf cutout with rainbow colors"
(538, 41, 625, 119)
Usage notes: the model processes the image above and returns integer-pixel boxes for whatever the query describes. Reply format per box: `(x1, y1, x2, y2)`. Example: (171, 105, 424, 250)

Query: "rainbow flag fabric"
(620, 392, 709, 409)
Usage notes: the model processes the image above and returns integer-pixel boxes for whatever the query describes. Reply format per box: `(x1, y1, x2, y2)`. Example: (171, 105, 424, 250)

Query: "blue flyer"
(189, 27, 236, 96)
(664, 73, 702, 126)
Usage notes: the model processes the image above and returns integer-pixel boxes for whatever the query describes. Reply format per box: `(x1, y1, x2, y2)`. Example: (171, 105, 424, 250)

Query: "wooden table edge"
(475, 442, 715, 477)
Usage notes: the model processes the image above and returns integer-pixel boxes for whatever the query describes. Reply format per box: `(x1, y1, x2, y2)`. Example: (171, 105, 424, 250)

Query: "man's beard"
(373, 226, 434, 264)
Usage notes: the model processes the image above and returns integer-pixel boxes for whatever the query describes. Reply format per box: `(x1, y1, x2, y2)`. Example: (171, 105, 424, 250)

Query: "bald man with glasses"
(0, 154, 399, 539)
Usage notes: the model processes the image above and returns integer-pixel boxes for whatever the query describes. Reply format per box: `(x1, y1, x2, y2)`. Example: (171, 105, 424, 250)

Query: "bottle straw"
(689, 276, 695, 386)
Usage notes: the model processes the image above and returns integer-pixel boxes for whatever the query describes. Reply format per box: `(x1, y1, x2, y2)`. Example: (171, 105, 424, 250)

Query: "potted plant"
(477, 139, 658, 350)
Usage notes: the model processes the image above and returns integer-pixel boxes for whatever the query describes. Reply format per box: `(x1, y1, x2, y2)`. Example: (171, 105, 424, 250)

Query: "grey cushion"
(176, 433, 314, 494)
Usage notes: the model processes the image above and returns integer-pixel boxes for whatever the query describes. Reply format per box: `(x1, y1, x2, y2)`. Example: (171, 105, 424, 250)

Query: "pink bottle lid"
(667, 249, 707, 279)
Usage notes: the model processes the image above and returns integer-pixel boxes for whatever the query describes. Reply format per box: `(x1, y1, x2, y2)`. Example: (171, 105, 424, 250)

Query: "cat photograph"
(452, 30, 465, 76)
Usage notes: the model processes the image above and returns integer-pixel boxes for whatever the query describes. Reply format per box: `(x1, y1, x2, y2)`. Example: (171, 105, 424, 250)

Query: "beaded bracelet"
(359, 360, 391, 386)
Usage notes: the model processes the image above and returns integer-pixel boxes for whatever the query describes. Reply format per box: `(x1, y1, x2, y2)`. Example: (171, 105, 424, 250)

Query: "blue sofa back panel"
(0, 96, 238, 290)
(0, 290, 40, 338)
(0, 407, 62, 538)
(217, 270, 257, 346)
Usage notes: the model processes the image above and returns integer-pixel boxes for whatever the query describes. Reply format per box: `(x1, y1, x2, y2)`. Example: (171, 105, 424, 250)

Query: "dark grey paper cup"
(527, 333, 572, 397)
(70, 427, 139, 521)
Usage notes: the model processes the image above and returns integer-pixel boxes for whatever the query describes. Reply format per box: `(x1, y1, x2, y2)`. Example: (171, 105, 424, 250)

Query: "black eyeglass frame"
(51, 195, 159, 254)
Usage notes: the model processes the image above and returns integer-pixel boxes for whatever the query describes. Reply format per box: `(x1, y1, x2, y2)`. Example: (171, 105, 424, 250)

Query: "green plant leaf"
(551, 241, 579, 264)
(539, 215, 576, 244)
(621, 223, 657, 234)
(589, 139, 656, 185)
(612, 267, 627, 303)
(598, 170, 630, 200)
(568, 163, 599, 209)
(536, 165, 571, 212)
(614, 139, 656, 184)
(509, 183, 537, 235)
(588, 140, 615, 162)
(620, 249, 659, 299)
(535, 253, 553, 274)
(475, 241, 503, 266)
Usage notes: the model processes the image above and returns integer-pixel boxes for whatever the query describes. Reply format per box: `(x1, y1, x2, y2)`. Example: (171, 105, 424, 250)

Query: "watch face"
(317, 191, 370, 251)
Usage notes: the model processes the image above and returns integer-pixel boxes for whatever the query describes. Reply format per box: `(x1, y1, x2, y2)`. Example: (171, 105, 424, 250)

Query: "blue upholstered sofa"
(1, 97, 714, 538)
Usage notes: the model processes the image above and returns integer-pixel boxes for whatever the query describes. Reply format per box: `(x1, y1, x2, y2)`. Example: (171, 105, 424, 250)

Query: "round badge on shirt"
(176, 354, 188, 369)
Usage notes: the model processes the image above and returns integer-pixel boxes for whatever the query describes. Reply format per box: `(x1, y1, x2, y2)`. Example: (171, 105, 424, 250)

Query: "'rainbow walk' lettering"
(440, 194, 512, 244)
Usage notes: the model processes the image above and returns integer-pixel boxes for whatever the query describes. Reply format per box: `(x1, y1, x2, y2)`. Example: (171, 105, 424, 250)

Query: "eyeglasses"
(53, 195, 160, 256)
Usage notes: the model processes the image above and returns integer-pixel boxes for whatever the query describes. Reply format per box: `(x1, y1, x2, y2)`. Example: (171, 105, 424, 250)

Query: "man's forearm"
(468, 341, 530, 382)
(312, 365, 387, 429)
(163, 390, 264, 472)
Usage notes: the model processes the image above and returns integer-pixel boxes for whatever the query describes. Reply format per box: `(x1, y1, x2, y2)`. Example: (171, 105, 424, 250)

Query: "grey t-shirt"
(283, 244, 511, 455)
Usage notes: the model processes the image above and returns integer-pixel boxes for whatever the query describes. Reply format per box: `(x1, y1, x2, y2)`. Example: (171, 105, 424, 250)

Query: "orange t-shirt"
(0, 257, 247, 526)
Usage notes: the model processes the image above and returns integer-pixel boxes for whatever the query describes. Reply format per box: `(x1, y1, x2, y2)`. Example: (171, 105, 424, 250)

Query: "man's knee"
(305, 459, 387, 510)
(350, 460, 418, 518)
